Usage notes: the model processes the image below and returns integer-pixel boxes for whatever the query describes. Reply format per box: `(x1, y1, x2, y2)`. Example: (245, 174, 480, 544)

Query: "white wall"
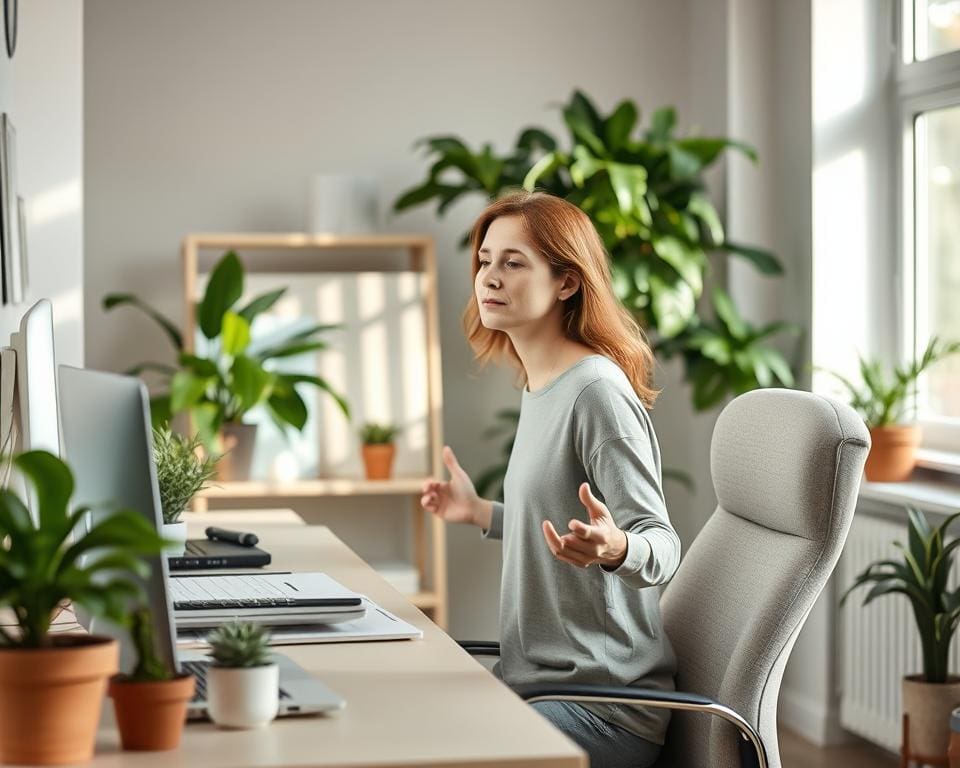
(0, 1, 84, 364)
(83, 0, 699, 640)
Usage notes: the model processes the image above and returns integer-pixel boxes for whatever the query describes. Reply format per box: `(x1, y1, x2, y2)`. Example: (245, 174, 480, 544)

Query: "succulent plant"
(206, 621, 273, 668)
(359, 422, 401, 445)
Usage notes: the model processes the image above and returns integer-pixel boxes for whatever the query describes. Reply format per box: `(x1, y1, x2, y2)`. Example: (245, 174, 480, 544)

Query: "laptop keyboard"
(181, 660, 291, 703)
(170, 574, 359, 611)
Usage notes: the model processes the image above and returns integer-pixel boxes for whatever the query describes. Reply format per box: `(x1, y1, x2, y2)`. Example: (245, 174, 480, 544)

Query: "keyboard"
(181, 660, 291, 704)
(170, 573, 361, 611)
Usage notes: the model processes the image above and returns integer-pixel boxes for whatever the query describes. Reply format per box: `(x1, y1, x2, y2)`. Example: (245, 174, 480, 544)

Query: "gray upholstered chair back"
(656, 389, 870, 768)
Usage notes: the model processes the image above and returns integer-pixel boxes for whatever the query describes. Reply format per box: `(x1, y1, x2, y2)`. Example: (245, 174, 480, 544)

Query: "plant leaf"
(199, 251, 244, 339)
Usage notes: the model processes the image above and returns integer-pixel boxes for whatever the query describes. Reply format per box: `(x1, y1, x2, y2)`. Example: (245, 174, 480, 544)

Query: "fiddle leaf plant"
(103, 250, 351, 447)
(394, 89, 798, 411)
(841, 507, 960, 683)
(0, 451, 167, 648)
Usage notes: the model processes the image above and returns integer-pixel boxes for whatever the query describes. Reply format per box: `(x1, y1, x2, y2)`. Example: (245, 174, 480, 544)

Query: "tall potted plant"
(821, 336, 960, 481)
(0, 451, 166, 765)
(842, 507, 960, 762)
(108, 607, 195, 751)
(153, 425, 217, 550)
(394, 90, 799, 490)
(103, 250, 352, 480)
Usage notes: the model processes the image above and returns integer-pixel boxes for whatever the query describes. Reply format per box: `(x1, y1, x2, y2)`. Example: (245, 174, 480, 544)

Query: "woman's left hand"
(542, 482, 628, 569)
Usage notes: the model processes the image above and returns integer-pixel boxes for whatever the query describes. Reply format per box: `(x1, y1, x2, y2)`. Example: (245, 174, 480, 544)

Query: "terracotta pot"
(0, 635, 118, 765)
(215, 422, 258, 481)
(109, 673, 195, 751)
(362, 443, 395, 480)
(903, 675, 960, 761)
(865, 424, 920, 482)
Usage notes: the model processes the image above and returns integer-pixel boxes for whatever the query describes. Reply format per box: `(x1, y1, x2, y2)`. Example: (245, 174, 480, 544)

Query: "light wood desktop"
(89, 510, 587, 768)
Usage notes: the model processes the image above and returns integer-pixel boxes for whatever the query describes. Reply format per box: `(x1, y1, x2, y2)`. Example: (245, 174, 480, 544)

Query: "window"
(898, 1, 960, 454)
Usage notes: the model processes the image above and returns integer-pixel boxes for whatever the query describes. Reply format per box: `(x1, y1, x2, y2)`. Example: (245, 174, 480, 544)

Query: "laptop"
(57, 365, 345, 717)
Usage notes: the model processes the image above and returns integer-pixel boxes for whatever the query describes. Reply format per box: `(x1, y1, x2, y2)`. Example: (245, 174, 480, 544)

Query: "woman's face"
(475, 215, 573, 334)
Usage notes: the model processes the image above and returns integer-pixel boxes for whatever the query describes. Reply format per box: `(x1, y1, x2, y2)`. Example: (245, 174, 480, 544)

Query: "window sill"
(858, 467, 960, 521)
(915, 448, 960, 475)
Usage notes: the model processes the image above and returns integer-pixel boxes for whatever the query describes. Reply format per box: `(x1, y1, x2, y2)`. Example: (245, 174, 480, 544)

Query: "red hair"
(462, 190, 660, 408)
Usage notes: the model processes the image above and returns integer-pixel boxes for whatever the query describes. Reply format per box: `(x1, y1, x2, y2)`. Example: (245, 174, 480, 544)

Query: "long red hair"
(462, 190, 660, 408)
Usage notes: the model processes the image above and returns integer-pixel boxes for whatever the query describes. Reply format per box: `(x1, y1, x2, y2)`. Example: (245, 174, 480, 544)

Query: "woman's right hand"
(421, 445, 482, 526)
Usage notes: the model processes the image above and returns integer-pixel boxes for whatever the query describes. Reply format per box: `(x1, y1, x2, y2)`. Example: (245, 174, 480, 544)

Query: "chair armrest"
(512, 683, 767, 768)
(457, 640, 501, 656)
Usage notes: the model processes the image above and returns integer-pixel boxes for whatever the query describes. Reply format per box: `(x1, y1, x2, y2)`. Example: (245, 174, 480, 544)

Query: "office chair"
(461, 388, 870, 768)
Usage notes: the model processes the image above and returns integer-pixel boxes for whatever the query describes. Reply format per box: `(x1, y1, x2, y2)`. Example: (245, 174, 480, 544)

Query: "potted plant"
(205, 621, 278, 729)
(103, 250, 351, 480)
(821, 336, 960, 482)
(359, 422, 402, 480)
(108, 607, 195, 751)
(153, 425, 217, 551)
(841, 507, 960, 763)
(0, 450, 166, 765)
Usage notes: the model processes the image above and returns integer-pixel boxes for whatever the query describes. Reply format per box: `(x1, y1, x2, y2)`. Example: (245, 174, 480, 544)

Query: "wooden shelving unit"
(181, 232, 447, 628)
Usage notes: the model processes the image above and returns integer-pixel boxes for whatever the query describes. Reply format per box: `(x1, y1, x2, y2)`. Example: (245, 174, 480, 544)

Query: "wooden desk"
(91, 510, 587, 768)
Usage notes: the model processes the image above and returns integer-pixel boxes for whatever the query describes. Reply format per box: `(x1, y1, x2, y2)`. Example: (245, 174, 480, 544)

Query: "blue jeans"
(531, 700, 661, 768)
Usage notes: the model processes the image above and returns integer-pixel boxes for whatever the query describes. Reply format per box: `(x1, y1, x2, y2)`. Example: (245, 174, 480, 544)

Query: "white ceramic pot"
(161, 521, 188, 556)
(207, 664, 279, 729)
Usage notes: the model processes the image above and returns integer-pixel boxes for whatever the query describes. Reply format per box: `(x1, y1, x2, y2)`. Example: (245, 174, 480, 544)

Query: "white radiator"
(839, 514, 960, 751)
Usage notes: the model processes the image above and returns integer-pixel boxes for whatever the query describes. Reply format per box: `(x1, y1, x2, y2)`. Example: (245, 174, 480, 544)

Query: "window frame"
(896, 0, 960, 459)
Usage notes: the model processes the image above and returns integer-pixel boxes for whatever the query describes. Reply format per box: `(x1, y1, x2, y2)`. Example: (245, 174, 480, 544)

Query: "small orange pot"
(362, 443, 396, 480)
(0, 635, 118, 765)
(865, 424, 921, 482)
(109, 673, 196, 751)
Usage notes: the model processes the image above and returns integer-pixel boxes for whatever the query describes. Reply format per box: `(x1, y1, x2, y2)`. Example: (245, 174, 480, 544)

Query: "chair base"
(901, 713, 950, 767)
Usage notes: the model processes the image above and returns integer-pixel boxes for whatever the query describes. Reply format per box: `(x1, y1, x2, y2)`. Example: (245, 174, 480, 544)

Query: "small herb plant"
(125, 606, 172, 682)
(207, 621, 272, 668)
(0, 451, 166, 648)
(153, 426, 217, 525)
(841, 507, 960, 684)
(821, 336, 960, 428)
(359, 422, 401, 445)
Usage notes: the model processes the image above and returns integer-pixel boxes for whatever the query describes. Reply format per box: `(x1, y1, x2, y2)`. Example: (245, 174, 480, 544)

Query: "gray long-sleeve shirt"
(482, 354, 680, 744)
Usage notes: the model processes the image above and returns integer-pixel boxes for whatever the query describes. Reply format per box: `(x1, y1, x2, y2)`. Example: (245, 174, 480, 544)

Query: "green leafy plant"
(820, 337, 960, 428)
(125, 606, 172, 682)
(103, 250, 351, 447)
(153, 426, 217, 524)
(207, 621, 272, 667)
(0, 451, 166, 648)
(359, 422, 402, 445)
(841, 507, 960, 683)
(395, 90, 799, 411)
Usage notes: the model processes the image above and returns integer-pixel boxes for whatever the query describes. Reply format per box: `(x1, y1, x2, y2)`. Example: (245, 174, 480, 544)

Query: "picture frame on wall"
(17, 196, 26, 296)
(0, 113, 22, 305)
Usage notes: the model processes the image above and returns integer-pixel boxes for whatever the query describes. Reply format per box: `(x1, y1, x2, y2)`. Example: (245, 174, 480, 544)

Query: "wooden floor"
(778, 727, 900, 768)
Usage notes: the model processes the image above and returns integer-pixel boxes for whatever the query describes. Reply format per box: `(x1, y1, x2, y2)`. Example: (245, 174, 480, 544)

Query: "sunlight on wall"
(812, 149, 868, 393)
(29, 178, 81, 227)
(813, 0, 866, 124)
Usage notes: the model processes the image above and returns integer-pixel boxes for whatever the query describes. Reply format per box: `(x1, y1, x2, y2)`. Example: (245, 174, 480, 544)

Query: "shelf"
(197, 477, 430, 499)
(185, 232, 434, 251)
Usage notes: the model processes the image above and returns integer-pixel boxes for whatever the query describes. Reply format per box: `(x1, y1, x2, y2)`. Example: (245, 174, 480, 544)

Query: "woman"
(421, 190, 680, 768)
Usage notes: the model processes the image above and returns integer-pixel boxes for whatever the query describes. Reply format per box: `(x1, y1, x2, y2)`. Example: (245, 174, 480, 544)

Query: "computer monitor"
(5, 300, 62, 522)
(10, 299, 61, 456)
(58, 365, 179, 675)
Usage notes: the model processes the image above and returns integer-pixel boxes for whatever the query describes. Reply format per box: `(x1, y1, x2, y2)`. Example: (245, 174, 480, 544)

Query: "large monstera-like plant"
(395, 90, 798, 411)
